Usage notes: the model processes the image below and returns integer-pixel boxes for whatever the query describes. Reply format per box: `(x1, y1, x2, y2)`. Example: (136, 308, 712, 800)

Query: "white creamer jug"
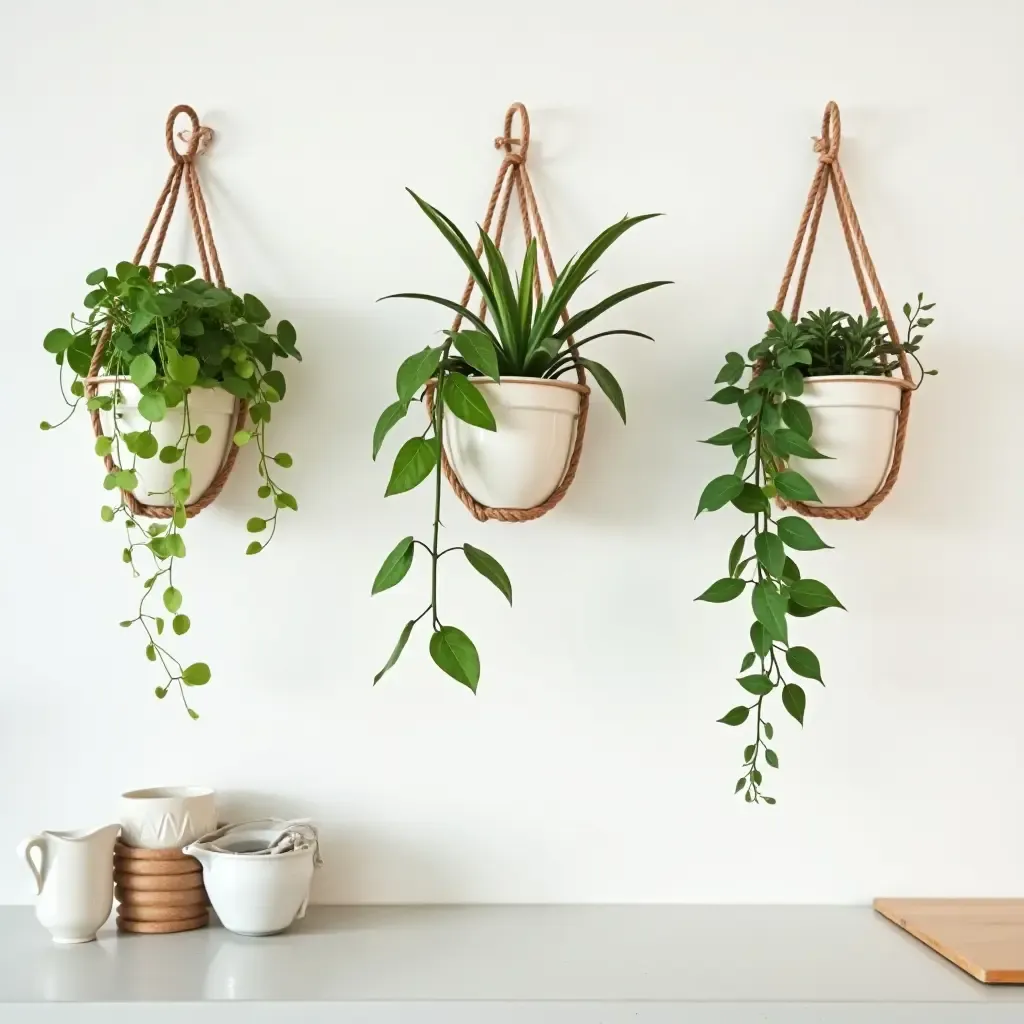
(18, 825, 120, 942)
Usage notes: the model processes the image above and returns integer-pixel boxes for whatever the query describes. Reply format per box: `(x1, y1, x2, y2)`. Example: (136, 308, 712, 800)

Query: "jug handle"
(17, 836, 46, 895)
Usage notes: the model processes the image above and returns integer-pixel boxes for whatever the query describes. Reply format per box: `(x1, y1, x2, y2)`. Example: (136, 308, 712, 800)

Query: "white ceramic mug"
(119, 786, 216, 850)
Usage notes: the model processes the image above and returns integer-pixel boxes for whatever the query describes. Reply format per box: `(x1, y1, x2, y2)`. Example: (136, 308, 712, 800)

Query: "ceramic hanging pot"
(92, 382, 237, 508)
(787, 376, 910, 508)
(442, 377, 585, 509)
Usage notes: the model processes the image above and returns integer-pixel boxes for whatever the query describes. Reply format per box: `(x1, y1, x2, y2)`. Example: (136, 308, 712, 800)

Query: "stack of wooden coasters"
(113, 840, 209, 934)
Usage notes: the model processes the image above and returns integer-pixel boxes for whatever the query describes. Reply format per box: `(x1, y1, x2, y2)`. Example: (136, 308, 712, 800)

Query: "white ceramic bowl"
(119, 786, 217, 850)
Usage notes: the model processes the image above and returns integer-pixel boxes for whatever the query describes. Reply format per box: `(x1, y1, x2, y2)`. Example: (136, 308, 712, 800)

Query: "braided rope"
(85, 105, 246, 520)
(773, 101, 912, 521)
(430, 102, 591, 523)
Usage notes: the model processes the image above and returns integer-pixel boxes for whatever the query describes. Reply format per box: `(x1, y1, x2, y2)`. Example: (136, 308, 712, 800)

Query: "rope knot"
(177, 126, 214, 159)
(813, 136, 836, 165)
(813, 100, 841, 166)
(494, 136, 524, 165)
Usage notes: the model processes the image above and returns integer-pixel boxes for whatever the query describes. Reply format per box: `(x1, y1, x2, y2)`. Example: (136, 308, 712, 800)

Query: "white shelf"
(2, 905, 1023, 1022)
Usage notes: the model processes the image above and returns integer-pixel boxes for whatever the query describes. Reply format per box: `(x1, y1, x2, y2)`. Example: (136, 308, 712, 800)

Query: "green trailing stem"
(696, 296, 937, 804)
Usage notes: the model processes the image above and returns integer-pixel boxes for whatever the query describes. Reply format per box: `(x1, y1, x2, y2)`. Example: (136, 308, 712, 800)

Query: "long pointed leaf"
(556, 281, 671, 339)
(518, 239, 538, 341)
(478, 228, 521, 362)
(379, 293, 496, 340)
(578, 358, 626, 424)
(543, 329, 653, 377)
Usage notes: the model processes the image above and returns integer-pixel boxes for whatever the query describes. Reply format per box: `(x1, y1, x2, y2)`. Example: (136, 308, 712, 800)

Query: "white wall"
(2, 0, 1022, 904)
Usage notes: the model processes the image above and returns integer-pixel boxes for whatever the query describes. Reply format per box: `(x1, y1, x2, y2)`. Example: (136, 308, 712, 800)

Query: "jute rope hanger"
(772, 100, 913, 522)
(426, 102, 591, 524)
(85, 104, 248, 520)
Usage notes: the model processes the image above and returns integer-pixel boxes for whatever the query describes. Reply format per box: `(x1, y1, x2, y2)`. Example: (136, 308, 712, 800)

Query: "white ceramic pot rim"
(803, 374, 912, 390)
(467, 375, 590, 396)
(121, 786, 214, 801)
(186, 843, 313, 861)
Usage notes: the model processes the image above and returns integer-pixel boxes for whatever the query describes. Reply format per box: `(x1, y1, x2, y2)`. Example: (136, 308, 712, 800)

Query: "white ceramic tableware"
(93, 381, 237, 506)
(18, 824, 120, 943)
(787, 376, 908, 507)
(119, 786, 217, 850)
(442, 377, 585, 509)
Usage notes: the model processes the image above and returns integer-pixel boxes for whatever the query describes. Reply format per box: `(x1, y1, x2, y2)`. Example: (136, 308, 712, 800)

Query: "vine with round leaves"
(696, 296, 936, 803)
(41, 261, 301, 715)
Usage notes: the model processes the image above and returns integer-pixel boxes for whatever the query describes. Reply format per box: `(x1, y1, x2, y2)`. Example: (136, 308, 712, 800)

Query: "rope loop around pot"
(439, 102, 590, 523)
(771, 100, 913, 522)
(84, 104, 247, 520)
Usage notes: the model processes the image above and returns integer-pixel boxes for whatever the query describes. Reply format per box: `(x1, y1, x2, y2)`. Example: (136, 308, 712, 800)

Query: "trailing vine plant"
(696, 295, 936, 803)
(371, 191, 668, 692)
(41, 261, 301, 715)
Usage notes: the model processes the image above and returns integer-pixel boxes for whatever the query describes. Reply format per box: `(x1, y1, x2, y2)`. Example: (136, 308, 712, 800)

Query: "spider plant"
(369, 190, 669, 693)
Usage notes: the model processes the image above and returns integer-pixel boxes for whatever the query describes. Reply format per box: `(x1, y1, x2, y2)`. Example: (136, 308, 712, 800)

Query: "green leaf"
(129, 353, 156, 388)
(782, 367, 805, 396)
(463, 544, 512, 605)
(750, 622, 771, 658)
(578, 359, 626, 424)
(696, 577, 745, 603)
(85, 267, 108, 286)
(718, 706, 749, 726)
(135, 431, 158, 460)
(100, 505, 115, 522)
(374, 619, 415, 684)
(774, 470, 820, 503)
(114, 469, 139, 491)
(788, 600, 824, 618)
(701, 426, 749, 446)
(429, 626, 480, 693)
(182, 662, 211, 686)
(752, 581, 788, 644)
(163, 383, 184, 409)
(275, 492, 298, 511)
(737, 390, 762, 419)
(159, 446, 183, 464)
(172, 614, 191, 635)
(715, 352, 746, 385)
(374, 401, 409, 462)
(372, 536, 415, 594)
(738, 674, 773, 695)
(774, 429, 829, 460)
(145, 643, 156, 662)
(443, 372, 496, 430)
(385, 438, 438, 496)
(781, 399, 813, 438)
(751, 769, 762, 786)
(243, 293, 271, 325)
(247, 517, 267, 533)
(220, 375, 253, 399)
(740, 652, 756, 672)
(786, 646, 823, 683)
(709, 386, 743, 405)
(396, 346, 443, 403)
(94, 436, 113, 458)
(765, 748, 779, 768)
(776, 516, 832, 551)
(172, 468, 192, 496)
(263, 369, 287, 400)
(789, 579, 845, 610)
(163, 586, 182, 613)
(138, 393, 167, 423)
(234, 430, 252, 446)
(43, 328, 75, 354)
(194, 425, 212, 444)
(173, 506, 186, 529)
(782, 682, 806, 725)
(130, 309, 154, 334)
(274, 452, 293, 468)
(257, 485, 272, 499)
(735, 778, 746, 794)
(763, 721, 773, 740)
(167, 350, 200, 387)
(731, 483, 770, 515)
(276, 319, 300, 359)
(246, 541, 263, 555)
(696, 475, 743, 516)
(754, 533, 786, 576)
(103, 472, 118, 490)
(728, 535, 746, 576)
(781, 556, 801, 585)
(452, 330, 500, 381)
(166, 533, 186, 559)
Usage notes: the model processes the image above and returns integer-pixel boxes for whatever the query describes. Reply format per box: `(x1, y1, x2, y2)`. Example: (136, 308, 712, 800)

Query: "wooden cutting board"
(874, 898, 1024, 983)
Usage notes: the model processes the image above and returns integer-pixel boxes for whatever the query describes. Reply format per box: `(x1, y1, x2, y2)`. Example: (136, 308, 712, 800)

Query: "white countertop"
(2, 905, 1022, 1022)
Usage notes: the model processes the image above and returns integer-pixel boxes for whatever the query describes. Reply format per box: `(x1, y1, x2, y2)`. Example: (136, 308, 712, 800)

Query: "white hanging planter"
(787, 375, 909, 508)
(443, 377, 584, 509)
(93, 380, 238, 507)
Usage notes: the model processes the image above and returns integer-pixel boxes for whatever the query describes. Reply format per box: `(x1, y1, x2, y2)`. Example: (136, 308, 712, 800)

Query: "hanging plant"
(371, 190, 667, 691)
(696, 297, 936, 803)
(39, 105, 301, 716)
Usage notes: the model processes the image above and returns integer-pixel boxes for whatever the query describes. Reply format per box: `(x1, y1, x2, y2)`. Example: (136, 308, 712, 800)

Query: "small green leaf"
(163, 586, 182, 613)
(789, 579, 845, 610)
(135, 431, 158, 460)
(744, 745, 755, 763)
(130, 353, 157, 388)
(463, 544, 512, 605)
(696, 577, 745, 603)
(146, 643, 156, 662)
(103, 472, 118, 490)
(788, 600, 825, 618)
(138, 393, 167, 423)
(752, 581, 788, 644)
(732, 483, 770, 515)
(750, 622, 771, 658)
(233, 430, 252, 446)
(740, 652, 756, 672)
(764, 748, 778, 768)
(396, 346, 443, 403)
(374, 619, 415, 684)
(40, 421, 52, 430)
(754, 532, 786, 576)
(579, 359, 626, 424)
(781, 399, 813, 438)
(273, 452, 293, 468)
(275, 491, 298, 511)
(709, 386, 743, 405)
(715, 352, 746, 385)
(738, 390, 763, 419)
(763, 796, 777, 805)
(372, 536, 415, 595)
(155, 617, 164, 634)
(764, 721, 774, 741)
(114, 469, 139, 491)
(155, 686, 168, 699)
(243, 293, 271, 325)
(696, 475, 743, 516)
(276, 319, 300, 359)
(728, 535, 746, 576)
(751, 768, 762, 786)
(452, 330, 500, 381)
(701, 426, 749, 447)
(182, 662, 211, 686)
(100, 505, 115, 522)
(718, 706, 749, 726)
(781, 556, 801, 585)
(783, 682, 806, 725)
(738, 674, 773, 695)
(246, 541, 263, 555)
(43, 328, 75, 354)
(262, 370, 287, 400)
(429, 626, 480, 693)
(94, 436, 112, 457)
(735, 778, 746, 794)
(373, 401, 410, 460)
(173, 506, 187, 529)
(776, 516, 832, 551)
(774, 470, 821, 503)
(257, 485, 272, 499)
(247, 517, 267, 533)
(782, 367, 805, 396)
(385, 437, 438, 496)
(172, 468, 192, 497)
(159, 446, 183, 464)
(195, 424, 212, 444)
(443, 372, 496, 430)
(119, 620, 133, 627)
(786, 646, 823, 683)
(774, 429, 829, 460)
(86, 268, 108, 286)
(172, 614, 190, 635)
(167, 351, 200, 387)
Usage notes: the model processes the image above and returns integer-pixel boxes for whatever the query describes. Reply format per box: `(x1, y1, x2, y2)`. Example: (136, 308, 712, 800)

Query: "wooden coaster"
(118, 902, 209, 923)
(874, 898, 1024, 984)
(114, 855, 201, 876)
(116, 884, 207, 907)
(115, 841, 192, 861)
(117, 910, 209, 935)
(113, 870, 205, 892)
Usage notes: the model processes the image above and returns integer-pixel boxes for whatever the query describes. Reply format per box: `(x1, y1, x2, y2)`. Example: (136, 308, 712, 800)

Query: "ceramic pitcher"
(18, 825, 120, 943)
